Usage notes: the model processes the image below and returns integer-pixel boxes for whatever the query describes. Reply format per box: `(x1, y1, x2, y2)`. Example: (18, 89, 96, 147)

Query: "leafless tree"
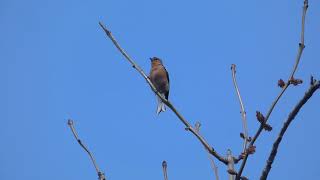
(68, 0, 319, 179)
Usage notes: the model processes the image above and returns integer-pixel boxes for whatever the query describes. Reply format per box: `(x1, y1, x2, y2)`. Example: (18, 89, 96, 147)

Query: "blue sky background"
(1, 0, 320, 179)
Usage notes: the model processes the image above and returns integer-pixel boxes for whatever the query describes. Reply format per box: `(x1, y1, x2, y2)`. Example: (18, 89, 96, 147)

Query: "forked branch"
(99, 22, 228, 164)
(236, 0, 309, 179)
(260, 80, 320, 180)
(67, 119, 106, 180)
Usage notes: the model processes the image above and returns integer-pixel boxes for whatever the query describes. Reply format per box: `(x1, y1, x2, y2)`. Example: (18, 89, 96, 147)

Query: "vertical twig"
(227, 150, 235, 180)
(236, 1, 309, 179)
(260, 80, 320, 180)
(231, 64, 249, 153)
(208, 154, 220, 180)
(195, 122, 220, 180)
(67, 119, 106, 180)
(162, 161, 168, 180)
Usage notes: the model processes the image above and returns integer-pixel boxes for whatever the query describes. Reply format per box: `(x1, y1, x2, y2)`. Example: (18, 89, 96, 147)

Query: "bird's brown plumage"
(149, 57, 170, 114)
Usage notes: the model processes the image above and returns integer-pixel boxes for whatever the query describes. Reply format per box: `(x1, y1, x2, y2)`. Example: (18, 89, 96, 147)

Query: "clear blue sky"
(1, 0, 320, 179)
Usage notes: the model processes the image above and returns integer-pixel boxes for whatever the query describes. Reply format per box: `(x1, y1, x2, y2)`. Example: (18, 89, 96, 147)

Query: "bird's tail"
(156, 95, 166, 115)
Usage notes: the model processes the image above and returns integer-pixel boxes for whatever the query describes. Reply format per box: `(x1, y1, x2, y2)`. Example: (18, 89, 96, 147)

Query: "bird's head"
(150, 57, 163, 66)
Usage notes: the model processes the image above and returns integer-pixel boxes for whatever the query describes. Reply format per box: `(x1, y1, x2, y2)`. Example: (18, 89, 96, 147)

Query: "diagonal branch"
(260, 80, 320, 180)
(231, 64, 249, 153)
(99, 22, 228, 165)
(67, 119, 106, 180)
(236, 1, 309, 179)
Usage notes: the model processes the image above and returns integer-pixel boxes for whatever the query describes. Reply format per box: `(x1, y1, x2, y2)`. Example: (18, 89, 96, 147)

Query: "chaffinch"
(149, 57, 170, 114)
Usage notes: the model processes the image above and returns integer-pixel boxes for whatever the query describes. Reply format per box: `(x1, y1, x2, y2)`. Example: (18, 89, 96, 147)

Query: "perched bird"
(149, 57, 170, 114)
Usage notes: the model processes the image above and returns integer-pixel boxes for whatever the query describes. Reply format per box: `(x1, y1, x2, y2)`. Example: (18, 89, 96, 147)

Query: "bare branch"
(195, 122, 220, 180)
(289, 0, 308, 79)
(67, 119, 106, 180)
(99, 22, 228, 165)
(231, 64, 249, 153)
(162, 161, 168, 180)
(227, 150, 235, 180)
(260, 80, 320, 180)
(236, 1, 309, 179)
(208, 154, 220, 180)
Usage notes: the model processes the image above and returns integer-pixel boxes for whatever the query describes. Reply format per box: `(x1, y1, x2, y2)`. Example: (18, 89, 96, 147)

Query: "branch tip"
(67, 119, 73, 126)
(99, 22, 111, 35)
(231, 64, 236, 71)
(162, 161, 167, 168)
(195, 121, 201, 132)
(310, 76, 317, 86)
(231, 63, 249, 153)
(304, 0, 309, 9)
(67, 119, 105, 180)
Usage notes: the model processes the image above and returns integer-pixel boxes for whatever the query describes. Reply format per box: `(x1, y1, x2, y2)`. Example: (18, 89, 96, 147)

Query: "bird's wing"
(164, 66, 170, 99)
(164, 66, 169, 84)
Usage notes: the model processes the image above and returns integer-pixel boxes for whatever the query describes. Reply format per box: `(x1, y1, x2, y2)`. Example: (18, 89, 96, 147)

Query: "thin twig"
(99, 22, 228, 165)
(195, 122, 220, 180)
(236, 1, 309, 179)
(260, 80, 320, 180)
(231, 64, 249, 153)
(67, 119, 106, 180)
(208, 154, 220, 180)
(162, 161, 168, 180)
(227, 150, 235, 180)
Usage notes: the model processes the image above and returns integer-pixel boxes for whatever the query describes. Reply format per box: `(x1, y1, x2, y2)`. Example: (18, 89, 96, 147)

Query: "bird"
(149, 57, 170, 114)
